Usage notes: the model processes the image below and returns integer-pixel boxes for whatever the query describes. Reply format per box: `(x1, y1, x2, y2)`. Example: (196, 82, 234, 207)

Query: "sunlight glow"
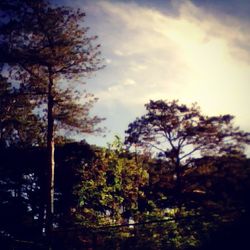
(73, 0, 250, 149)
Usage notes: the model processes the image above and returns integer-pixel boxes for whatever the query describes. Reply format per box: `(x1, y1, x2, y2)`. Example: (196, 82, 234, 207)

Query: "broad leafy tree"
(125, 100, 250, 211)
(124, 100, 250, 249)
(76, 137, 148, 228)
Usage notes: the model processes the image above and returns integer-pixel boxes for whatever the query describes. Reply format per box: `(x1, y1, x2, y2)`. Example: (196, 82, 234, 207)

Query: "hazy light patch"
(129, 61, 148, 72)
(124, 79, 136, 86)
(114, 50, 125, 56)
(105, 58, 112, 64)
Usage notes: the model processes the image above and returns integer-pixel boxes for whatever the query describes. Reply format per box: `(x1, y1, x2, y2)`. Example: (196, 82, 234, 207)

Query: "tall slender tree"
(0, 0, 103, 235)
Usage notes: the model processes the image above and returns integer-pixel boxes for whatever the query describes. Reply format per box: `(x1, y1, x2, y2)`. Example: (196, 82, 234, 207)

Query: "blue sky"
(56, 0, 250, 154)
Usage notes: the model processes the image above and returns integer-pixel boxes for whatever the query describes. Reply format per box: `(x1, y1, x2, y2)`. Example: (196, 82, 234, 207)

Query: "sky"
(58, 0, 250, 153)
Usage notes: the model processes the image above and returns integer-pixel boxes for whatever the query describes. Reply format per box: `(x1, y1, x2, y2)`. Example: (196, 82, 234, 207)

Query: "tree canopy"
(125, 100, 249, 160)
(0, 75, 44, 147)
(125, 100, 250, 210)
(76, 136, 149, 228)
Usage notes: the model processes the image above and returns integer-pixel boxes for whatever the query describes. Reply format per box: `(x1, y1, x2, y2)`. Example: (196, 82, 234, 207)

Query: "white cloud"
(124, 78, 136, 86)
(114, 50, 125, 56)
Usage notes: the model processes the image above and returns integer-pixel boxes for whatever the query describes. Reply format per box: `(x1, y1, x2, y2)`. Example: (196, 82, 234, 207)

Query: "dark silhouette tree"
(125, 100, 250, 211)
(0, 0, 103, 237)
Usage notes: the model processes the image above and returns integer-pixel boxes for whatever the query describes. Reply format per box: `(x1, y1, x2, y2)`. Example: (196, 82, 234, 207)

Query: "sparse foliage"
(0, 75, 44, 147)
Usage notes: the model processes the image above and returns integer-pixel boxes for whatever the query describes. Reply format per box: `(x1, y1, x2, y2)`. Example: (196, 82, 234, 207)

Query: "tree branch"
(180, 145, 202, 161)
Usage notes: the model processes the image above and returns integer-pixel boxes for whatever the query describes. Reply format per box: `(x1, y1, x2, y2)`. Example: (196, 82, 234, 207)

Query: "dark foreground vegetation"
(0, 141, 250, 249)
(1, 0, 250, 249)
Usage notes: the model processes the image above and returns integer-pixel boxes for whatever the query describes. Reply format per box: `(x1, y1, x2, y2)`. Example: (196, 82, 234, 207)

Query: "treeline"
(0, 139, 250, 249)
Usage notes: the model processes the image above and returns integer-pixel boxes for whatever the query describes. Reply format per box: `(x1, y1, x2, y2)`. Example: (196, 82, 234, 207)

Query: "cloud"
(73, 0, 250, 150)
(124, 78, 136, 86)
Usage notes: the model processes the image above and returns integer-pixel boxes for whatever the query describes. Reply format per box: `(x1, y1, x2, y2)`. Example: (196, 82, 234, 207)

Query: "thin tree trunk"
(45, 69, 55, 240)
(175, 155, 183, 215)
